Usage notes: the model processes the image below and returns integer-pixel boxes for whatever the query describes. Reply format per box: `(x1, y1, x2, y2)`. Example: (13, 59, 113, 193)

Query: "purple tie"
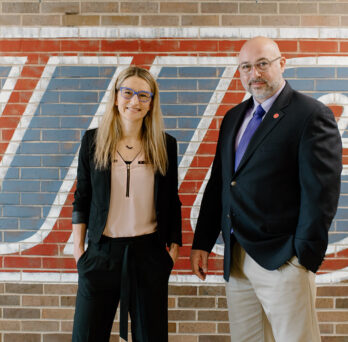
(234, 104, 266, 171)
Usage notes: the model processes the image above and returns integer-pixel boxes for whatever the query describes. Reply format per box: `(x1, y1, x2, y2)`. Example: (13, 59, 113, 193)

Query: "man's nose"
(250, 65, 261, 77)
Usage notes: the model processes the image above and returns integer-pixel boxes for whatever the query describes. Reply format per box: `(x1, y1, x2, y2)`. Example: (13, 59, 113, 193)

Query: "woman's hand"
(74, 246, 85, 264)
(168, 243, 180, 264)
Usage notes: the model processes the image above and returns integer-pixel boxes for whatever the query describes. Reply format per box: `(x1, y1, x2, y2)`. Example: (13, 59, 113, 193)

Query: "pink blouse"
(103, 152, 157, 237)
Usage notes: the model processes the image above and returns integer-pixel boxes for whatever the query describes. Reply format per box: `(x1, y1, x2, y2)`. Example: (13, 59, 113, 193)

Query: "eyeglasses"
(118, 87, 153, 103)
(238, 56, 282, 74)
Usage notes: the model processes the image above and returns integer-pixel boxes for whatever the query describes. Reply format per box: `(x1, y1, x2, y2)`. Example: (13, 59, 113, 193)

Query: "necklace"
(125, 145, 133, 150)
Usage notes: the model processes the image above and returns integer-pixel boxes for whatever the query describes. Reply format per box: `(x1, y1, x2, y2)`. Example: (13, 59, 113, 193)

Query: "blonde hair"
(94, 66, 168, 175)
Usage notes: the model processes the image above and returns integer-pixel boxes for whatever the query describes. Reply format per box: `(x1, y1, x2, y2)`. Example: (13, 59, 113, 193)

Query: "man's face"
(238, 42, 286, 103)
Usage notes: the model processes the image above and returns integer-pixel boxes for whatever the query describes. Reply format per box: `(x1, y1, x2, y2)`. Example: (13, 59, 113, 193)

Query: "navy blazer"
(72, 129, 182, 247)
(192, 82, 342, 281)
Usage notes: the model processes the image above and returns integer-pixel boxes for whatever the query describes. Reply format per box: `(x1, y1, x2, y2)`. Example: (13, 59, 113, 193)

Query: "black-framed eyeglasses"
(118, 87, 153, 103)
(238, 56, 282, 74)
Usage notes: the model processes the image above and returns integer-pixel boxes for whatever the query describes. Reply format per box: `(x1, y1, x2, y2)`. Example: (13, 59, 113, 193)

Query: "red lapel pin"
(273, 113, 279, 119)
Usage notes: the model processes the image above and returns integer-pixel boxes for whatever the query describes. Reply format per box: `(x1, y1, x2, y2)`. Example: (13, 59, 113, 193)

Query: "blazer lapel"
(222, 98, 253, 176)
(234, 82, 293, 174)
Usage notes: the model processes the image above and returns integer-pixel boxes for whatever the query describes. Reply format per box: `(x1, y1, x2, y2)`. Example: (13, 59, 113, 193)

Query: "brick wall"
(0, 1, 348, 341)
(0, 283, 347, 342)
(1, 1, 348, 28)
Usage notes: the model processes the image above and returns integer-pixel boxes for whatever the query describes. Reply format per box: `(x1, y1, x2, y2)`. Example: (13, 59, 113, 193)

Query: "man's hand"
(190, 249, 209, 280)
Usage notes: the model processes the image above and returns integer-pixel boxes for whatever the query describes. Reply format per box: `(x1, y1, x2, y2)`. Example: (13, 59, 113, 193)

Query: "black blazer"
(72, 129, 182, 247)
(192, 82, 342, 281)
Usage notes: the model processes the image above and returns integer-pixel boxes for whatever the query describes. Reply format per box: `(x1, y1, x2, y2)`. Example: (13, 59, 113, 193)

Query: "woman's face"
(116, 76, 152, 125)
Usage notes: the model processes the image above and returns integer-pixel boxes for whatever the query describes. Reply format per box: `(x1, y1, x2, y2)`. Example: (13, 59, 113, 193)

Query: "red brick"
(14, 78, 38, 91)
(101, 40, 139, 52)
(0, 40, 22, 52)
(195, 156, 214, 168)
(179, 40, 218, 52)
(139, 40, 180, 52)
(36, 242, 64, 256)
(218, 40, 245, 53)
(57, 219, 73, 231)
(173, 258, 192, 271)
(20, 40, 60, 52)
(204, 129, 219, 142)
(179, 181, 201, 194)
(275, 40, 298, 53)
(184, 168, 209, 181)
(4, 256, 41, 269)
(321, 258, 348, 271)
(300, 41, 338, 53)
(182, 231, 193, 246)
(61, 40, 100, 52)
(42, 257, 76, 270)
(20, 66, 45, 78)
(59, 207, 73, 218)
(197, 142, 218, 155)
(129, 54, 157, 69)
(3, 104, 27, 116)
(44, 231, 71, 244)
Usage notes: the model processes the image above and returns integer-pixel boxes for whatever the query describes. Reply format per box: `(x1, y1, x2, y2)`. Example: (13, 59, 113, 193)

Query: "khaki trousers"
(225, 243, 321, 342)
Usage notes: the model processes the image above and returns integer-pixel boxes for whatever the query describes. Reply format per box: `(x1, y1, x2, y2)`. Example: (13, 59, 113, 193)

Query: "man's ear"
(279, 56, 286, 73)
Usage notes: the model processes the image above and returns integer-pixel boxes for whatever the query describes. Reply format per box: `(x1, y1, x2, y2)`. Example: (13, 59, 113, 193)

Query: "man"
(190, 36, 342, 342)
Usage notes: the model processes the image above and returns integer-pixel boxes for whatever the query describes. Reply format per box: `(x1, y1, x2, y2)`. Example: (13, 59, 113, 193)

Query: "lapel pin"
(273, 113, 279, 119)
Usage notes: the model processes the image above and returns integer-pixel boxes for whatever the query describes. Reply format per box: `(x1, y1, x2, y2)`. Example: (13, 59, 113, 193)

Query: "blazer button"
(231, 181, 237, 186)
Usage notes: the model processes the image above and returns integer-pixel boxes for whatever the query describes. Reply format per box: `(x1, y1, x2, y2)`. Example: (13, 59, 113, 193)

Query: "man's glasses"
(118, 87, 153, 103)
(238, 56, 282, 74)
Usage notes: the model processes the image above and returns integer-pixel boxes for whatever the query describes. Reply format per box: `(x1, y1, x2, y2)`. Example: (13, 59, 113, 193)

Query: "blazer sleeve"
(165, 134, 182, 246)
(295, 103, 342, 272)
(192, 125, 223, 253)
(72, 130, 93, 225)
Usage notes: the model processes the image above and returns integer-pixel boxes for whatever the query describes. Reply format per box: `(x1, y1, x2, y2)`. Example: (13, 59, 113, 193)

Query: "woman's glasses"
(119, 87, 153, 103)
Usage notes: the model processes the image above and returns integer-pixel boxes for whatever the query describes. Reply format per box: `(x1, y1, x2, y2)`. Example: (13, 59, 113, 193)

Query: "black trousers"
(72, 232, 173, 342)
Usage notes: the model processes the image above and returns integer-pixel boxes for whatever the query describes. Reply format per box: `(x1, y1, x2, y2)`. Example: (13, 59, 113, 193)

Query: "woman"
(72, 66, 182, 342)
